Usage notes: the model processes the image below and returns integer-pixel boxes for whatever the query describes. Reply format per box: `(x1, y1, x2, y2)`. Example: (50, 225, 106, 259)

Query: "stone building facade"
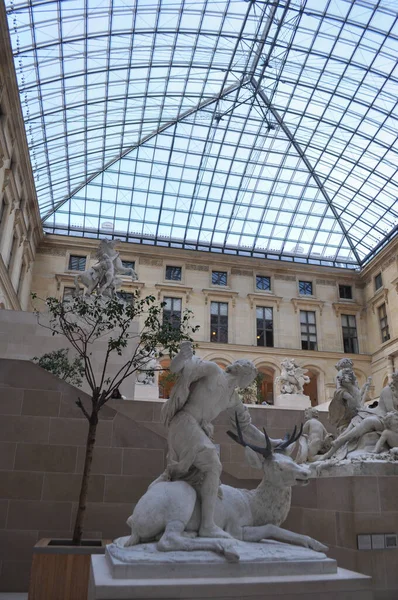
(0, 4, 42, 311)
(30, 234, 383, 405)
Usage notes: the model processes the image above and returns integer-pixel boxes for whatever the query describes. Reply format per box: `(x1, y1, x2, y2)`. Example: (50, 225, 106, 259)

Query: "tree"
(32, 292, 198, 544)
(32, 348, 84, 387)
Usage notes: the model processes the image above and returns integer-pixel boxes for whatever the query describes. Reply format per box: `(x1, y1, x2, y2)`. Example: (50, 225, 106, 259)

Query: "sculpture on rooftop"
(73, 239, 138, 298)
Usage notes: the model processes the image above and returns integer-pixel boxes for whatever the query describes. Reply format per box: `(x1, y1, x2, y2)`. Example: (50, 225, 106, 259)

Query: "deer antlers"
(227, 413, 303, 459)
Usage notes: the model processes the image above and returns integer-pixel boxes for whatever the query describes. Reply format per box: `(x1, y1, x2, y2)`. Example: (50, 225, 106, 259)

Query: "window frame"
(378, 302, 390, 343)
(298, 280, 313, 296)
(375, 273, 383, 291)
(255, 275, 271, 292)
(339, 284, 353, 300)
(211, 270, 228, 287)
(210, 300, 228, 343)
(256, 306, 274, 347)
(300, 310, 317, 351)
(341, 313, 359, 354)
(163, 296, 182, 328)
(165, 265, 182, 282)
(121, 259, 135, 271)
(67, 254, 87, 272)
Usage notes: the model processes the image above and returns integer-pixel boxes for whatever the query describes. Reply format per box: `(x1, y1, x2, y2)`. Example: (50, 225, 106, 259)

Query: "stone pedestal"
(88, 540, 372, 600)
(132, 383, 159, 402)
(275, 393, 311, 409)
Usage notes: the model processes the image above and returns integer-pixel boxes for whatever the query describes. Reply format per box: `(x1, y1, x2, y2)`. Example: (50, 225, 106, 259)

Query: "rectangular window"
(17, 263, 26, 296)
(375, 273, 383, 290)
(165, 265, 182, 281)
(163, 296, 182, 328)
(378, 303, 390, 343)
(212, 271, 228, 286)
(7, 235, 18, 269)
(62, 287, 75, 301)
(256, 275, 271, 291)
(341, 314, 358, 354)
(299, 280, 313, 296)
(68, 255, 86, 271)
(116, 291, 134, 304)
(256, 307, 274, 347)
(210, 301, 228, 343)
(339, 285, 352, 300)
(300, 310, 317, 350)
(121, 260, 135, 270)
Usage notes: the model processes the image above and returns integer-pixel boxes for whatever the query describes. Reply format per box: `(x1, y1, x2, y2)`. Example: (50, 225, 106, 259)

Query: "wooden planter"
(28, 538, 109, 600)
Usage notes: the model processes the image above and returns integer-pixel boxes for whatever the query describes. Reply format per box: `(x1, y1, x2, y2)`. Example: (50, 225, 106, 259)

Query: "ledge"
(247, 293, 283, 311)
(291, 297, 325, 315)
(332, 301, 364, 317)
(202, 288, 239, 307)
(368, 286, 388, 313)
(155, 283, 193, 301)
(55, 273, 145, 295)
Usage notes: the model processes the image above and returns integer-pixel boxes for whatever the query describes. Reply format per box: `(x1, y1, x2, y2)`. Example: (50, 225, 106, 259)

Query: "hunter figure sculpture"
(118, 342, 327, 561)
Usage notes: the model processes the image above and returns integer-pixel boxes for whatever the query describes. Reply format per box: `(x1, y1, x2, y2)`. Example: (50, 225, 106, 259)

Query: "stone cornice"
(291, 297, 325, 315)
(332, 301, 364, 317)
(40, 235, 363, 280)
(368, 287, 389, 313)
(202, 288, 239, 307)
(55, 273, 145, 295)
(155, 283, 193, 302)
(247, 293, 283, 311)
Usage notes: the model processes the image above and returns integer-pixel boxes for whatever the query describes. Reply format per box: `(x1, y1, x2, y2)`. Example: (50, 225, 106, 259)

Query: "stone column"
(387, 355, 395, 382)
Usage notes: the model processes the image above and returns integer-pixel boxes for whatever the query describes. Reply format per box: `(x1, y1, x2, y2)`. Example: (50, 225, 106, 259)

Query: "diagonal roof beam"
(251, 77, 362, 266)
(41, 77, 249, 223)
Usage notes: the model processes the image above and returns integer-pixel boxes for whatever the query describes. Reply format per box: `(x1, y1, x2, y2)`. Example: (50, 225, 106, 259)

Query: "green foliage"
(32, 291, 199, 544)
(33, 292, 199, 408)
(32, 349, 84, 387)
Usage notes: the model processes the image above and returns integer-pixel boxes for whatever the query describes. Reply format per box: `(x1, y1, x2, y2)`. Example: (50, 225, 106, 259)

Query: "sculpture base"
(274, 393, 311, 409)
(106, 539, 335, 579)
(133, 384, 159, 401)
(88, 550, 372, 599)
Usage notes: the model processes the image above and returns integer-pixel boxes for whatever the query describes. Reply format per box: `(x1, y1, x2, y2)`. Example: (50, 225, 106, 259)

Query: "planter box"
(28, 538, 108, 600)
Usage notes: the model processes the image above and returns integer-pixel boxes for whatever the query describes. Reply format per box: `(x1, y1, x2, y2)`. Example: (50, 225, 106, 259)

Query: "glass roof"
(6, 0, 398, 268)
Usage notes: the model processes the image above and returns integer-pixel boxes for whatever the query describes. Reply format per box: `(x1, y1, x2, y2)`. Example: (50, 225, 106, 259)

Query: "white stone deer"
(121, 418, 327, 561)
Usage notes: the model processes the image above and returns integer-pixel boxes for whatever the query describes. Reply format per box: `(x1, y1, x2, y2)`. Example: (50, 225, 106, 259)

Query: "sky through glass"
(5, 0, 398, 267)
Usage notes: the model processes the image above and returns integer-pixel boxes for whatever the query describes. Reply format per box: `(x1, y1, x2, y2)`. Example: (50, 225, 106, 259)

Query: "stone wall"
(286, 465, 398, 600)
(0, 309, 137, 398)
(1, 358, 396, 598)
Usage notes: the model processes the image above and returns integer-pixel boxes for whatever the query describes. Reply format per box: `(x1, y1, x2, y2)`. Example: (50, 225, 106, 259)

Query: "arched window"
(158, 359, 177, 399)
(303, 370, 318, 406)
(256, 367, 275, 405)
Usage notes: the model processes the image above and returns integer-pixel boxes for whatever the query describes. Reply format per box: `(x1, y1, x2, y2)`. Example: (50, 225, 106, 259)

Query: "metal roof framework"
(5, 0, 398, 268)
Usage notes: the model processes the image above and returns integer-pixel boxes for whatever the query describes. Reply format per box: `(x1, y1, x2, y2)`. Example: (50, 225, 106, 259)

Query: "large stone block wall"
(0, 309, 137, 398)
(0, 358, 314, 592)
(1, 358, 397, 598)
(286, 468, 398, 600)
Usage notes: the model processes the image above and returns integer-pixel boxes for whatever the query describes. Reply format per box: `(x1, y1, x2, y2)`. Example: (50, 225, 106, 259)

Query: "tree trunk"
(72, 410, 98, 545)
